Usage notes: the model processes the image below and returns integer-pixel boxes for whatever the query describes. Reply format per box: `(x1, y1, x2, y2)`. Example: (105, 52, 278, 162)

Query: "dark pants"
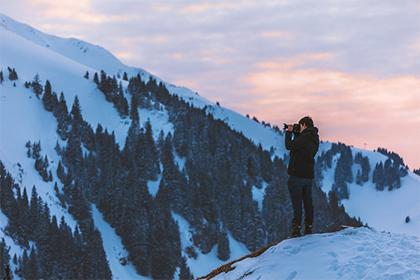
(287, 175, 314, 227)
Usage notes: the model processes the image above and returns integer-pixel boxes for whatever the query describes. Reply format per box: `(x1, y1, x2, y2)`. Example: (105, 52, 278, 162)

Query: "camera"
(283, 123, 301, 134)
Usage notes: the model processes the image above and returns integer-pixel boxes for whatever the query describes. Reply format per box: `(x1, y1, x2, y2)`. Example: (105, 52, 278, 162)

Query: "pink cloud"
(237, 54, 420, 167)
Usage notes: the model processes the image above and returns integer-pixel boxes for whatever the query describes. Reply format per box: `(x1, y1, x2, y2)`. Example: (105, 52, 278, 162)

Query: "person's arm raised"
(285, 131, 304, 151)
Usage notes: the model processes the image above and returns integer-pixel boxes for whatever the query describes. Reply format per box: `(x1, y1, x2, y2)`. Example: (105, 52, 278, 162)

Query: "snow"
(316, 145, 420, 238)
(0, 211, 23, 258)
(0, 13, 146, 78)
(172, 212, 249, 278)
(0, 26, 131, 148)
(138, 107, 173, 141)
(342, 173, 420, 237)
(212, 227, 420, 280)
(147, 174, 161, 198)
(0, 83, 77, 231)
(91, 204, 150, 280)
(174, 152, 186, 172)
(319, 153, 341, 194)
(252, 181, 268, 211)
(0, 210, 24, 280)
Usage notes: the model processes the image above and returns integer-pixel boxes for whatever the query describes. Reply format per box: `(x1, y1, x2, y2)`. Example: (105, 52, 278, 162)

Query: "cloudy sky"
(2, 0, 420, 168)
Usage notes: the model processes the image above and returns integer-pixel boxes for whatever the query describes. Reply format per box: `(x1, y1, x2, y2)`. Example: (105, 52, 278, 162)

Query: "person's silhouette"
(285, 116, 319, 237)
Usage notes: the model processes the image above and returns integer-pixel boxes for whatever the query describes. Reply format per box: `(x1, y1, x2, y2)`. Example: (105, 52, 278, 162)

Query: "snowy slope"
(210, 227, 420, 280)
(0, 210, 24, 279)
(319, 146, 420, 237)
(172, 213, 250, 278)
(92, 204, 151, 280)
(0, 13, 146, 77)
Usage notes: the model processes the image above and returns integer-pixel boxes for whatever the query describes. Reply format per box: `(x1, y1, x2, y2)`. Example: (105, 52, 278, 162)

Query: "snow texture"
(91, 205, 150, 280)
(213, 227, 420, 280)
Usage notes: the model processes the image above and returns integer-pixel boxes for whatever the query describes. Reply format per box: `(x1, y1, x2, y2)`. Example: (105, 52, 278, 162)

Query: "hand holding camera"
(283, 123, 301, 134)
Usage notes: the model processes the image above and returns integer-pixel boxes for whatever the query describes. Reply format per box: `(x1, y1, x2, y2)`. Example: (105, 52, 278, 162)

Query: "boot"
(304, 223, 313, 235)
(290, 223, 302, 238)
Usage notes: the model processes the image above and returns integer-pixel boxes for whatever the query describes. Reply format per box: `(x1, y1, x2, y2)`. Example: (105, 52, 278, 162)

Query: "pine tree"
(123, 72, 128, 81)
(179, 257, 193, 280)
(130, 93, 140, 123)
(93, 72, 99, 84)
(217, 230, 230, 261)
(373, 162, 385, 191)
(0, 71, 4, 84)
(55, 92, 70, 139)
(116, 82, 129, 116)
(32, 73, 43, 98)
(42, 80, 55, 111)
(70, 95, 83, 124)
(7, 67, 18, 80)
(26, 141, 32, 158)
(32, 141, 41, 159)
(150, 186, 181, 279)
(84, 71, 89, 79)
(0, 238, 11, 280)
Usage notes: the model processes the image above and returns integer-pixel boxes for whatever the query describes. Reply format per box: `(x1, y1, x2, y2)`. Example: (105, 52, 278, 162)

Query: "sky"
(1, 0, 420, 168)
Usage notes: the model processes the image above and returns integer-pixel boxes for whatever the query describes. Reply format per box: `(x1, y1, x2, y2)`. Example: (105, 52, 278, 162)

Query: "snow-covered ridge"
(0, 13, 145, 77)
(208, 227, 420, 280)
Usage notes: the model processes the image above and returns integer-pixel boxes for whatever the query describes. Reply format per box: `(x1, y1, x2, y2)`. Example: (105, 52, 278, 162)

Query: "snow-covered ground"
(212, 227, 420, 280)
(172, 213, 249, 278)
(342, 172, 420, 237)
(0, 81, 77, 231)
(0, 210, 24, 278)
(91, 204, 150, 280)
(252, 181, 269, 211)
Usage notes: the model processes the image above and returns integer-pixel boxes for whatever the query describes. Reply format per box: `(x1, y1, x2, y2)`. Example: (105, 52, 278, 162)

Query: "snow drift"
(204, 227, 420, 280)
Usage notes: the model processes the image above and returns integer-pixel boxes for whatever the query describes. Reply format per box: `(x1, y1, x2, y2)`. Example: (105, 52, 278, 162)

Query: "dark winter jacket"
(285, 126, 320, 179)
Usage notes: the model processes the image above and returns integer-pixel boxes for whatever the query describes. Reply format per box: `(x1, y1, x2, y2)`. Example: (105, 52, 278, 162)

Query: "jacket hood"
(303, 126, 318, 136)
(303, 126, 319, 144)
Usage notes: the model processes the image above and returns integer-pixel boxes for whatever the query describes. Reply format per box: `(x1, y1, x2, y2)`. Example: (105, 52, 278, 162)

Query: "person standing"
(285, 116, 319, 237)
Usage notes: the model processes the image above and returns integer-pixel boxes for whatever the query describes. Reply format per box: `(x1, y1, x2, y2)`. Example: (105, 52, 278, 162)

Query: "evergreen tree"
(373, 162, 385, 191)
(0, 238, 11, 280)
(150, 186, 181, 279)
(32, 74, 43, 98)
(84, 71, 89, 79)
(55, 92, 70, 139)
(93, 72, 99, 84)
(217, 230, 230, 261)
(0, 70, 4, 84)
(116, 82, 129, 116)
(7, 67, 18, 80)
(42, 80, 55, 111)
(26, 140, 32, 158)
(70, 95, 83, 125)
(179, 257, 193, 280)
(130, 93, 140, 123)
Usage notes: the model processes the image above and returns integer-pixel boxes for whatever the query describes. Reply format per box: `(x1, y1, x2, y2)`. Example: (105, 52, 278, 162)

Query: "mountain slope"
(206, 227, 420, 280)
(0, 13, 145, 77)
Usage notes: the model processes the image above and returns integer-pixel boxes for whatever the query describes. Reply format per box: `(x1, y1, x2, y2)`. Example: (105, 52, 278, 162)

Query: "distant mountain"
(1, 13, 419, 280)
